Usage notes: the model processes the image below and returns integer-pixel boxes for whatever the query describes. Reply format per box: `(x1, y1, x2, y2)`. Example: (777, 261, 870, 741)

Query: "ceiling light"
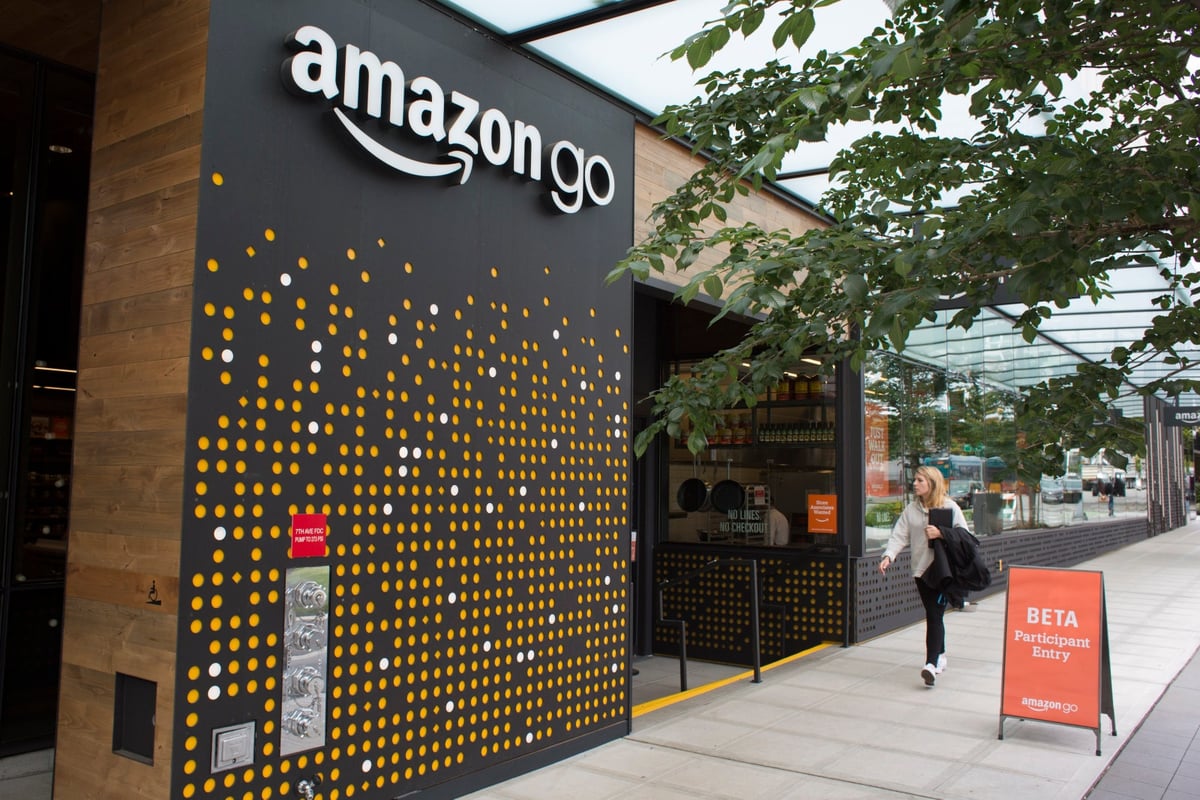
(48, 144, 73, 154)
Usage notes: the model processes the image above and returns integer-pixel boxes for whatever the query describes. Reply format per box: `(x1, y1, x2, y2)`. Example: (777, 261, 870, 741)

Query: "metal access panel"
(170, 1, 634, 798)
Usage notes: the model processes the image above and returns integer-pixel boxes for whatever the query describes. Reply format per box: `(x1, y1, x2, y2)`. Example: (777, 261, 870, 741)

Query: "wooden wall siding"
(55, 0, 209, 797)
(0, 0, 100, 71)
(633, 125, 826, 289)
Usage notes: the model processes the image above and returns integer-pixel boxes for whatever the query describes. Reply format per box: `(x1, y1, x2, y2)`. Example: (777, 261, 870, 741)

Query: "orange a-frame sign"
(999, 566, 1116, 755)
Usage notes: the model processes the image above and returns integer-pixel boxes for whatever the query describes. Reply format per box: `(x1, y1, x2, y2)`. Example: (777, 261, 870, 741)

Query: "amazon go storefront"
(31, 1, 637, 798)
(0, 1, 846, 798)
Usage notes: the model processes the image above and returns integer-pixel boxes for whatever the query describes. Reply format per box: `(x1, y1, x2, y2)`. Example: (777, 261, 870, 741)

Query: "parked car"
(1040, 477, 1064, 504)
(949, 479, 983, 510)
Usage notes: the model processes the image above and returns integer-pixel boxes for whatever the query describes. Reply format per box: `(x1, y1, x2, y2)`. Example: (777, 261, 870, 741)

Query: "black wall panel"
(653, 544, 847, 665)
(173, 1, 635, 797)
(853, 518, 1149, 643)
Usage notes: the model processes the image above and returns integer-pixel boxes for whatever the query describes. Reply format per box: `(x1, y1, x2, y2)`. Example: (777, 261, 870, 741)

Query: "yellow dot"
(212, 172, 224, 186)
(207, 258, 219, 272)
(265, 229, 276, 242)
(347, 248, 356, 261)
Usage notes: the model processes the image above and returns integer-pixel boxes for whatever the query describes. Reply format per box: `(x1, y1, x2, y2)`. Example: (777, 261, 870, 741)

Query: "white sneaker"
(921, 664, 937, 686)
(936, 654, 947, 674)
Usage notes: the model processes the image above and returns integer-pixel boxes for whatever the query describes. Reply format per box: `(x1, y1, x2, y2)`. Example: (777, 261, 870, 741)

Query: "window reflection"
(864, 351, 1145, 550)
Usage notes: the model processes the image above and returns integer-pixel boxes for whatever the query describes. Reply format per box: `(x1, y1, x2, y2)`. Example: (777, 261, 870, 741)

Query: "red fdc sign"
(291, 513, 328, 558)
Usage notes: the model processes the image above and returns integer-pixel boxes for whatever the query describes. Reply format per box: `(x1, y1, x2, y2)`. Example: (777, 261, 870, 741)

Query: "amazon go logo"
(282, 25, 616, 214)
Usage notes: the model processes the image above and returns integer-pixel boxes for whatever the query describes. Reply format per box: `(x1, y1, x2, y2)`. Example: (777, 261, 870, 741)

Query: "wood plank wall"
(53, 1, 209, 798)
(633, 125, 826, 287)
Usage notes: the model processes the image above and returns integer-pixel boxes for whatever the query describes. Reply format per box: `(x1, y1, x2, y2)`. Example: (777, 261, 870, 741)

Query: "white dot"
(519, 486, 527, 497)
(398, 447, 409, 458)
(527, 650, 535, 661)
(440, 413, 449, 424)
(612, 603, 620, 613)
(379, 658, 389, 670)
(414, 447, 423, 458)
(209, 663, 222, 677)
(383, 503, 393, 514)
(517, 652, 525, 663)
(549, 614, 557, 624)
(362, 760, 371, 773)
(213, 526, 227, 541)
(488, 366, 497, 378)
(579, 380, 587, 391)
(611, 663, 619, 673)
(430, 304, 439, 315)
(486, 503, 495, 513)
(484, 641, 492, 652)
(445, 700, 455, 712)
(551, 439, 558, 449)
(553, 330, 560, 340)
(451, 485, 459, 496)
(280, 273, 292, 286)
(615, 371, 622, 381)
(398, 465, 409, 478)
(526, 732, 534, 743)
(308, 421, 319, 434)
(311, 340, 322, 353)
(449, 592, 457, 604)
(310, 360, 321, 373)
(388, 332, 398, 345)
(578, 501, 586, 511)
(221, 349, 234, 363)
(604, 575, 611, 586)
(208, 685, 221, 700)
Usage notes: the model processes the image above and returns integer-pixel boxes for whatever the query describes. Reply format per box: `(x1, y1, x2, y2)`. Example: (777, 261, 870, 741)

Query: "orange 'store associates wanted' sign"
(807, 494, 837, 534)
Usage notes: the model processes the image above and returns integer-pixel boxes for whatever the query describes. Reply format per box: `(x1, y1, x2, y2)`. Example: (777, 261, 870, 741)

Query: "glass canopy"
(429, 0, 1200, 413)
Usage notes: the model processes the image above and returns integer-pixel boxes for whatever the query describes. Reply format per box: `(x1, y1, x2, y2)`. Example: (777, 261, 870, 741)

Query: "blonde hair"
(915, 465, 948, 509)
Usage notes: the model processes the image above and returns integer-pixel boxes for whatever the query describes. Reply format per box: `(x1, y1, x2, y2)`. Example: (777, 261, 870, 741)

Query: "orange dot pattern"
(653, 548, 844, 663)
(175, 199, 631, 799)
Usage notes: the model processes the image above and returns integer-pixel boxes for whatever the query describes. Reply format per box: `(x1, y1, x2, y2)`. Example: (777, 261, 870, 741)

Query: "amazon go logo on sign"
(282, 25, 616, 214)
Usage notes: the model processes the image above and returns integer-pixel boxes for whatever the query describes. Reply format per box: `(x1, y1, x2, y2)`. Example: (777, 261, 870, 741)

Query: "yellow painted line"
(631, 642, 837, 718)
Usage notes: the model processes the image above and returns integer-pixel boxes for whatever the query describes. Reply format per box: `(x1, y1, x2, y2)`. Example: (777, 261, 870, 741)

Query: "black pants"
(915, 578, 946, 666)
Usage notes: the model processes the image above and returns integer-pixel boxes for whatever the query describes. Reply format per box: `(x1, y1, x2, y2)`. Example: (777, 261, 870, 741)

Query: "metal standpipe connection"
(296, 776, 322, 799)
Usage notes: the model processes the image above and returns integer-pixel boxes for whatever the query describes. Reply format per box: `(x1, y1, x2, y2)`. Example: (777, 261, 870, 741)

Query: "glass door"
(0, 50, 92, 755)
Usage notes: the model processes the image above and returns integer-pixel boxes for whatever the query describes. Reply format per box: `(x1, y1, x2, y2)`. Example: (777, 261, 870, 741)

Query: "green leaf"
(789, 10, 816, 51)
(844, 273, 868, 305)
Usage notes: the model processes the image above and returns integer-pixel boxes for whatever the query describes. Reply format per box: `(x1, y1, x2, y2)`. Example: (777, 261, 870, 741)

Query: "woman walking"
(879, 465, 969, 687)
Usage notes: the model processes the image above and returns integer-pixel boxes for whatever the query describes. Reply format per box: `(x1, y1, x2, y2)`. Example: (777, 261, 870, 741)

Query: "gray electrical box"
(211, 721, 255, 772)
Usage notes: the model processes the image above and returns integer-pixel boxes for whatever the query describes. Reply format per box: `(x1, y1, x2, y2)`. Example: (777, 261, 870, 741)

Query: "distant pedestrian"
(879, 465, 968, 687)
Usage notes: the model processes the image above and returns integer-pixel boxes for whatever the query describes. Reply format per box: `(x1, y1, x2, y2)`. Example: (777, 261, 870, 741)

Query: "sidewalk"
(464, 521, 1200, 800)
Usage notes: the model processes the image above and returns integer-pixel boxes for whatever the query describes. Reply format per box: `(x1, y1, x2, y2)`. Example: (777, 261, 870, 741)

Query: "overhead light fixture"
(48, 144, 73, 154)
(801, 357, 822, 366)
(35, 365, 78, 374)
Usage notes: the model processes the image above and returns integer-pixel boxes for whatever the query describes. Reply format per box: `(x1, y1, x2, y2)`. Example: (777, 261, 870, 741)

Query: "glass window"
(864, 349, 1146, 551)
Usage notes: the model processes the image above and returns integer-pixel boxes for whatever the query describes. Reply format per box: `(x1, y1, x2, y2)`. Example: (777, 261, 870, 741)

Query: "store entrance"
(0, 47, 93, 756)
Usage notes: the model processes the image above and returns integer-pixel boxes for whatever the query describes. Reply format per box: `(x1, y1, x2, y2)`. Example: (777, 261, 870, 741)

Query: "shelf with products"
(666, 360, 837, 451)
